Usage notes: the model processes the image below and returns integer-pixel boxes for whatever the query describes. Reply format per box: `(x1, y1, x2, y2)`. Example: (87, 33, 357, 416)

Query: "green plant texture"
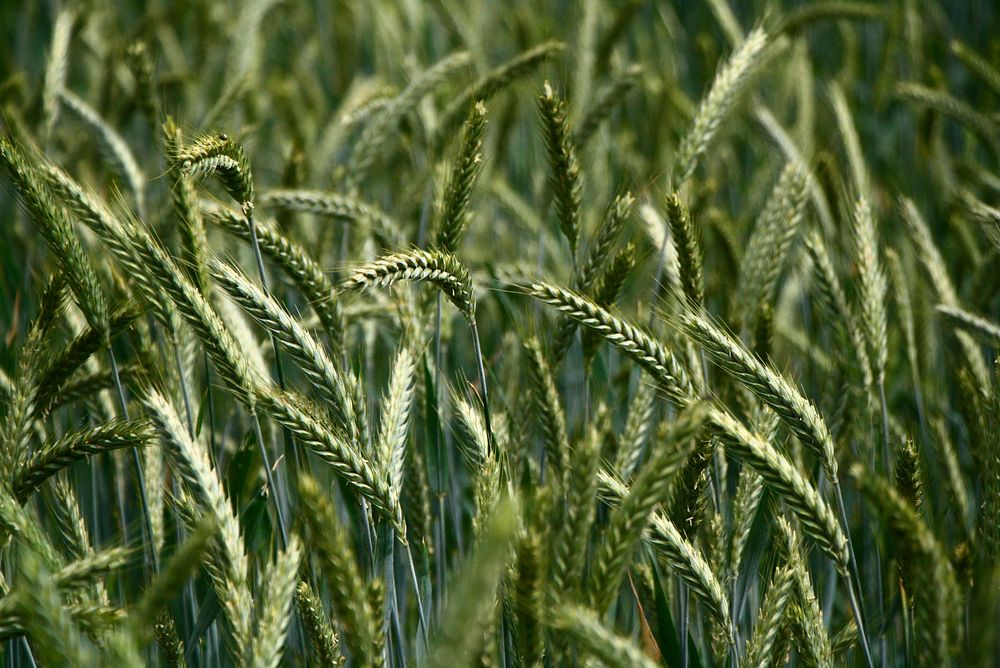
(1, 0, 999, 666)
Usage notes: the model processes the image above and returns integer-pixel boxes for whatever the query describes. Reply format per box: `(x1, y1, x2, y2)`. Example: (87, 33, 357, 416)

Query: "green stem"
(469, 319, 495, 452)
(402, 537, 429, 647)
(679, 581, 689, 668)
(876, 378, 891, 668)
(249, 409, 289, 549)
(108, 346, 159, 576)
(833, 478, 875, 668)
(245, 204, 306, 478)
(432, 294, 448, 607)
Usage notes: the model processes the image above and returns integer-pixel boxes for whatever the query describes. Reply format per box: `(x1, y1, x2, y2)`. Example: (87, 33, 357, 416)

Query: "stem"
(678, 581, 689, 668)
(385, 539, 407, 668)
(19, 638, 37, 668)
(845, 572, 875, 668)
(249, 410, 289, 549)
(245, 204, 306, 477)
(876, 378, 891, 668)
(108, 346, 160, 575)
(833, 478, 875, 668)
(468, 319, 495, 452)
(432, 295, 448, 607)
(434, 494, 446, 611)
(403, 537, 429, 647)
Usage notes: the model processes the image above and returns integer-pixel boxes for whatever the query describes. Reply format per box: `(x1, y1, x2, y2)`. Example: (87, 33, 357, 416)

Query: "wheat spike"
(599, 471, 733, 632)
(251, 536, 302, 668)
(145, 391, 253, 652)
(709, 407, 847, 568)
(551, 603, 659, 668)
(59, 89, 146, 216)
(525, 336, 569, 479)
(435, 100, 488, 253)
(377, 345, 416, 492)
(527, 281, 694, 402)
(13, 418, 154, 503)
(257, 189, 402, 248)
(425, 497, 518, 668)
(342, 249, 475, 322)
(851, 198, 888, 384)
(590, 403, 709, 612)
(262, 388, 404, 534)
(538, 80, 583, 258)
(298, 476, 384, 668)
(673, 28, 769, 185)
(681, 309, 839, 478)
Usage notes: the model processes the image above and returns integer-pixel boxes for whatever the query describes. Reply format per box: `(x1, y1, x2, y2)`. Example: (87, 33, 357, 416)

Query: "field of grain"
(1, 1, 998, 666)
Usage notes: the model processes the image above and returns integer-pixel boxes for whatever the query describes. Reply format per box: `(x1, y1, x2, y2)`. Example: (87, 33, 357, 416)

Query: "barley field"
(1, 1, 998, 666)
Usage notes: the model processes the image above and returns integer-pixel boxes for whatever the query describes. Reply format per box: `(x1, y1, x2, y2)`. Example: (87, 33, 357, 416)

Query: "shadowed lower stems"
(108, 345, 160, 575)
(833, 478, 874, 668)
(679, 581, 689, 668)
